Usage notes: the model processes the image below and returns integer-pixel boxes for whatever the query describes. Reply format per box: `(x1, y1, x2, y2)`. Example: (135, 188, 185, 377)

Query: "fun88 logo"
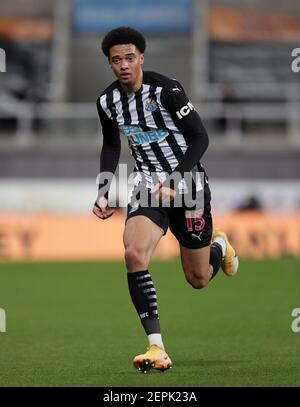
(119, 125, 168, 145)
(0, 48, 6, 72)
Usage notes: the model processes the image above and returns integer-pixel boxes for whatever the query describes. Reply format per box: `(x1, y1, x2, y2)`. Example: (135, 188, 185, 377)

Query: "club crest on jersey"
(144, 97, 158, 112)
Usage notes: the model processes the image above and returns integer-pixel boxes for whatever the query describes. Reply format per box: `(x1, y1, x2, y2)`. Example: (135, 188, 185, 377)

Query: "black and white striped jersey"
(96, 71, 209, 189)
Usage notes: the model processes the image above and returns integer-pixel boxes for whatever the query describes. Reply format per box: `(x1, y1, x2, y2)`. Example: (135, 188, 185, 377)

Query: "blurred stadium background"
(0, 0, 299, 261)
(0, 0, 299, 387)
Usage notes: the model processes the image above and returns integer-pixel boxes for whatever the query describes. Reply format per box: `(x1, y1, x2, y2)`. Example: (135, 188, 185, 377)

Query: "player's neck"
(120, 70, 143, 94)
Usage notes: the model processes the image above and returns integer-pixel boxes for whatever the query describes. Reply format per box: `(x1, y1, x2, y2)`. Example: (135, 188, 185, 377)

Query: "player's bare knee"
(187, 274, 209, 289)
(124, 247, 148, 272)
(191, 277, 208, 289)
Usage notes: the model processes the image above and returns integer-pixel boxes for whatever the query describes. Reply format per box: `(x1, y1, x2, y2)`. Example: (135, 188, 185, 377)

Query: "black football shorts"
(126, 180, 212, 249)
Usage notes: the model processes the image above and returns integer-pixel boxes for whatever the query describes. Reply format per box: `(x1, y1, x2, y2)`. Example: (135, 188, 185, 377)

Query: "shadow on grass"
(179, 359, 248, 368)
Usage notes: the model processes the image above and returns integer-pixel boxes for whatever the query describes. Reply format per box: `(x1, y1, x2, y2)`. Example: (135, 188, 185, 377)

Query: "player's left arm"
(161, 81, 209, 177)
(153, 82, 208, 200)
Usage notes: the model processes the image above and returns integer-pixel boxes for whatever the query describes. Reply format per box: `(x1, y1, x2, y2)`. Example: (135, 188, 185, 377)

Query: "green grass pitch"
(0, 258, 299, 387)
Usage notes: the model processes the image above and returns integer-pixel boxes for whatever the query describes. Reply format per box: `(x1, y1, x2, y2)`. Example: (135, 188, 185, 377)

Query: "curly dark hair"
(101, 27, 146, 57)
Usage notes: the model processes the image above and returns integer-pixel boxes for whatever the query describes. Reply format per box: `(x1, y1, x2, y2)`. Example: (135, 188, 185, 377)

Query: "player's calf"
(180, 245, 213, 289)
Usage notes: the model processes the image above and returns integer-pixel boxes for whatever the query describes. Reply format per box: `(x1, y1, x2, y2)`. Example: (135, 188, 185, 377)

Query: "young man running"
(93, 27, 238, 373)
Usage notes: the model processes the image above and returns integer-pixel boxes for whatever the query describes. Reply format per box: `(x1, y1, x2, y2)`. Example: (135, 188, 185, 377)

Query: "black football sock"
(209, 242, 223, 280)
(127, 270, 161, 335)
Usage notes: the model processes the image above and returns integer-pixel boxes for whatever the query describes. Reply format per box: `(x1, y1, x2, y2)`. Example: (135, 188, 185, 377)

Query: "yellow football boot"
(213, 229, 239, 276)
(133, 345, 172, 373)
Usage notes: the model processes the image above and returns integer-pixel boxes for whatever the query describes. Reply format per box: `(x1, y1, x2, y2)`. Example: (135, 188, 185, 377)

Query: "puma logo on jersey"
(176, 102, 194, 119)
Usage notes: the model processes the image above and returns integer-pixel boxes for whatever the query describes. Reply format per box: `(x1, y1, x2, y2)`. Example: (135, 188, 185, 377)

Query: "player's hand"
(92, 196, 114, 219)
(151, 182, 176, 203)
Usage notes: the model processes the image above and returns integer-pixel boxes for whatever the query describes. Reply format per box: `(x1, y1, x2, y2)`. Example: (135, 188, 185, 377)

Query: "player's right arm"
(93, 98, 121, 220)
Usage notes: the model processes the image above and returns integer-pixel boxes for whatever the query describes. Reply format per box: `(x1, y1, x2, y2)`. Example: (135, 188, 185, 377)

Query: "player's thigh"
(180, 244, 211, 282)
(123, 215, 164, 268)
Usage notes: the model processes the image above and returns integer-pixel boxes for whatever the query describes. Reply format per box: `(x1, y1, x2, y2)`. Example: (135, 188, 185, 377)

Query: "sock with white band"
(127, 270, 164, 348)
(212, 236, 226, 257)
(148, 333, 164, 349)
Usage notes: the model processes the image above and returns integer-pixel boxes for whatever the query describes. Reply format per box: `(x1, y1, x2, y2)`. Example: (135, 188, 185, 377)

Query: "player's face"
(109, 44, 144, 91)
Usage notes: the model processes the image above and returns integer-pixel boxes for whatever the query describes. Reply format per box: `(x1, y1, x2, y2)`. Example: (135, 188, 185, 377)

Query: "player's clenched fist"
(92, 196, 114, 219)
(151, 182, 176, 204)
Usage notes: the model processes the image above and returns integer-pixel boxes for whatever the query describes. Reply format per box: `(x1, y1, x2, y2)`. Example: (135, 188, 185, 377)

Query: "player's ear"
(140, 54, 144, 65)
